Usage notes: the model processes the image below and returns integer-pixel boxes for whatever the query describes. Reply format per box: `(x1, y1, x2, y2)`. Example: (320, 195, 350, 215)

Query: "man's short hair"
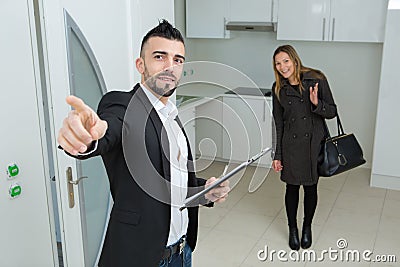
(140, 19, 185, 56)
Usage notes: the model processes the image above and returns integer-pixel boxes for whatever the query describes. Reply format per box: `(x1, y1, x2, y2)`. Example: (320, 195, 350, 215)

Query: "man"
(58, 20, 229, 266)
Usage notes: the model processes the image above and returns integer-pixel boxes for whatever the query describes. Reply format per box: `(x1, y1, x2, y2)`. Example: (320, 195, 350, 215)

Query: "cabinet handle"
(270, 0, 274, 22)
(263, 100, 266, 122)
(224, 17, 228, 38)
(322, 18, 326, 41)
(331, 18, 336, 41)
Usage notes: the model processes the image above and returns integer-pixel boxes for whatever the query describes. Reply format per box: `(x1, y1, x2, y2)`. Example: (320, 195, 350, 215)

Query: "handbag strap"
(322, 119, 331, 139)
(336, 113, 345, 136)
(323, 112, 344, 138)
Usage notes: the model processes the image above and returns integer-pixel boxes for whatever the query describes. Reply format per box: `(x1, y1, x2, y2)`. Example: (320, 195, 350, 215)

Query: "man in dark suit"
(58, 20, 230, 267)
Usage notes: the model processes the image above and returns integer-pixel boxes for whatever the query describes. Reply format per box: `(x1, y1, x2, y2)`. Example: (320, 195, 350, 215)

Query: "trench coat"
(272, 71, 337, 185)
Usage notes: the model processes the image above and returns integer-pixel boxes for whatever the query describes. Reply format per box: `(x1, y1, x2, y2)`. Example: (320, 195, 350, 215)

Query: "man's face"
(136, 37, 185, 98)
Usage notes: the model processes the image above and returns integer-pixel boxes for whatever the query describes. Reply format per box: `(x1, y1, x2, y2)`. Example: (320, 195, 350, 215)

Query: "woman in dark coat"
(271, 45, 336, 250)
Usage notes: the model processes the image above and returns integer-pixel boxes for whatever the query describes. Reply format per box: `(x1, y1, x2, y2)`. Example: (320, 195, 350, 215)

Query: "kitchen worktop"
(224, 87, 272, 97)
(176, 95, 200, 107)
(176, 86, 271, 108)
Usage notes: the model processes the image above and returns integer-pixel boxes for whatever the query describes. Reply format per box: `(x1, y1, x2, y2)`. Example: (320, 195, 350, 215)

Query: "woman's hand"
(309, 82, 319, 106)
(272, 160, 283, 172)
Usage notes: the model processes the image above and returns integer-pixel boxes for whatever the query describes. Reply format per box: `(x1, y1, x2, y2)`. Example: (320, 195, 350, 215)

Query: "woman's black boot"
(301, 225, 312, 249)
(288, 227, 300, 251)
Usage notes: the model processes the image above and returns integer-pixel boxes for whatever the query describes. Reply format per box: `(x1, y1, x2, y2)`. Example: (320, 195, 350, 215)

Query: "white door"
(41, 1, 174, 266)
(41, 2, 131, 266)
(45, 9, 113, 267)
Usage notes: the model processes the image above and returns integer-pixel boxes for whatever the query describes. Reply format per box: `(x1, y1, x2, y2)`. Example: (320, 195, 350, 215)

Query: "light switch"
(7, 163, 19, 179)
(9, 183, 22, 199)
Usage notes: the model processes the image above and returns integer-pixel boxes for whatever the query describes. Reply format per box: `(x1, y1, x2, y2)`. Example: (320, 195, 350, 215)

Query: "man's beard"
(144, 67, 179, 97)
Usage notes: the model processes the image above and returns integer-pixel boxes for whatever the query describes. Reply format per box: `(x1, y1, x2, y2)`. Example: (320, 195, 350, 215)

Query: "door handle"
(69, 176, 88, 185)
(331, 18, 336, 41)
(322, 18, 326, 41)
(66, 167, 88, 208)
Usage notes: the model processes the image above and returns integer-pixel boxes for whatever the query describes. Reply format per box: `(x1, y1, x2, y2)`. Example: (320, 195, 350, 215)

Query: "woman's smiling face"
(274, 51, 296, 84)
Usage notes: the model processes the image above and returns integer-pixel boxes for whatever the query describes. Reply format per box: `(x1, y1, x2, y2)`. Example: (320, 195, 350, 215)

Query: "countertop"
(224, 87, 272, 97)
(177, 87, 272, 108)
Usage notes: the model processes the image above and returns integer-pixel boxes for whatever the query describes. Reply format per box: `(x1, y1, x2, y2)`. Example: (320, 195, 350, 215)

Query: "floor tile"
(386, 189, 400, 201)
(192, 162, 399, 267)
(198, 205, 229, 228)
(381, 199, 400, 219)
(193, 229, 257, 267)
(232, 193, 283, 217)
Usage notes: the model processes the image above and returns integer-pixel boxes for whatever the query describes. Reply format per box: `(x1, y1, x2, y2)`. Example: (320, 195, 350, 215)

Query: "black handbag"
(317, 114, 366, 177)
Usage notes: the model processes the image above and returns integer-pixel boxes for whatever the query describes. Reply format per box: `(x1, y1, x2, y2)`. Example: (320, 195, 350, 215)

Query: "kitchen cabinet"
(186, 93, 273, 167)
(194, 97, 224, 160)
(178, 103, 196, 160)
(186, 0, 230, 38)
(230, 0, 277, 23)
(277, 0, 388, 42)
(222, 95, 272, 167)
(186, 0, 277, 38)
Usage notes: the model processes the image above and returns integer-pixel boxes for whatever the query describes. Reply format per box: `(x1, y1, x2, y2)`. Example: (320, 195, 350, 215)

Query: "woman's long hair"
(272, 45, 325, 100)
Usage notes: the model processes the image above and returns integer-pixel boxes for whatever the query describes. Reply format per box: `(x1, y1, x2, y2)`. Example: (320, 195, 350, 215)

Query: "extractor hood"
(225, 21, 275, 32)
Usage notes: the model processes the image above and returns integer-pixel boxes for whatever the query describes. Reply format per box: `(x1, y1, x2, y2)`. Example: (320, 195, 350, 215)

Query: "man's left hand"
(205, 177, 230, 203)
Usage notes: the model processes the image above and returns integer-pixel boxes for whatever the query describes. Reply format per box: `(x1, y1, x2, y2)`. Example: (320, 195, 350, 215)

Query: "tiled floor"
(193, 160, 400, 267)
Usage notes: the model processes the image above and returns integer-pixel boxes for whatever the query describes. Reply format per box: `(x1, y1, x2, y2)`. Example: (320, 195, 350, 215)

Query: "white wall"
(131, 0, 175, 82)
(371, 1, 400, 190)
(175, 0, 383, 168)
(0, 1, 57, 266)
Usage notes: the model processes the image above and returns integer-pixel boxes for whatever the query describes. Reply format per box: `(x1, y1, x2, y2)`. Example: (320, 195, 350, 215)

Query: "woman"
(271, 45, 336, 250)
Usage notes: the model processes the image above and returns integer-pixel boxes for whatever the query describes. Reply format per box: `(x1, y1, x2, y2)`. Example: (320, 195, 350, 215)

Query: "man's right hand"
(57, 95, 108, 155)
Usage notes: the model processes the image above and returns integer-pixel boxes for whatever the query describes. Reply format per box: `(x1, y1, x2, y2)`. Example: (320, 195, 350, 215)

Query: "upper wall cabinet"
(230, 0, 276, 22)
(186, 0, 230, 38)
(277, 0, 388, 42)
(186, 0, 278, 38)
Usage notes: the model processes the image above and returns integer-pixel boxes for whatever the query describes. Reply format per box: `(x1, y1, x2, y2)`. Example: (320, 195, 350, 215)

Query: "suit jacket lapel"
(133, 84, 171, 182)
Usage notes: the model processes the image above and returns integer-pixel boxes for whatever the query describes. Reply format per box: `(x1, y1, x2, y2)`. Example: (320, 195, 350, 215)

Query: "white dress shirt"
(141, 85, 189, 246)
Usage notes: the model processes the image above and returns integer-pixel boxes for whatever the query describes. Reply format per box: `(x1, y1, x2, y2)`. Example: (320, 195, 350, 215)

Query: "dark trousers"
(285, 183, 318, 228)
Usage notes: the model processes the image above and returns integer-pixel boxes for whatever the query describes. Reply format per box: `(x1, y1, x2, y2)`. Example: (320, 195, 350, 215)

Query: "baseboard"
(370, 173, 400, 191)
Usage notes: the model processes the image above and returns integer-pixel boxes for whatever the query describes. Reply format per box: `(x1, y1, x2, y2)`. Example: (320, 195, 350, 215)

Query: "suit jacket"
(76, 84, 208, 267)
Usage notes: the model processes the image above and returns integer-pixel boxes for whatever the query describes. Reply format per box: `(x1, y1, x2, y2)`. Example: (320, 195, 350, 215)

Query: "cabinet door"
(329, 0, 388, 42)
(186, 0, 229, 38)
(222, 96, 271, 166)
(277, 0, 330, 41)
(178, 105, 196, 160)
(195, 98, 224, 160)
(230, 0, 273, 22)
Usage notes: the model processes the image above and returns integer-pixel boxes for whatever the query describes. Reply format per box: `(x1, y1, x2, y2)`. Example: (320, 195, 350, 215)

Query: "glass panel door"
(64, 11, 111, 267)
